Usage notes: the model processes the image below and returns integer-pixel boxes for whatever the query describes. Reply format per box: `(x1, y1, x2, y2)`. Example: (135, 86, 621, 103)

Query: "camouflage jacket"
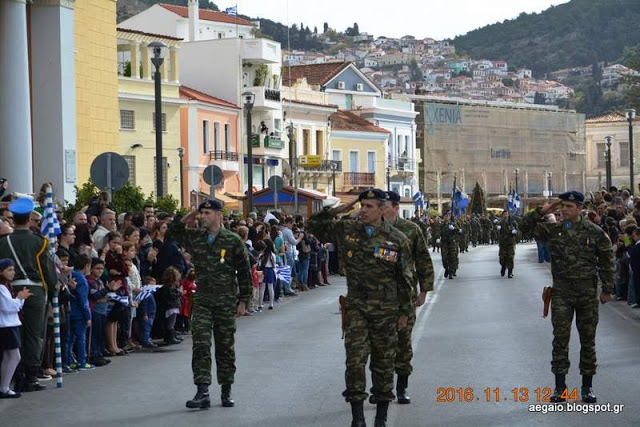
(498, 219, 518, 247)
(0, 229, 58, 292)
(170, 222, 252, 304)
(307, 211, 414, 316)
(520, 208, 615, 293)
(394, 217, 435, 294)
(440, 221, 459, 244)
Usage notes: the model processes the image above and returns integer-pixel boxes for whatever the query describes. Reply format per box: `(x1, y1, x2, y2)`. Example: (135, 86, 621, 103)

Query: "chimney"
(188, 0, 199, 42)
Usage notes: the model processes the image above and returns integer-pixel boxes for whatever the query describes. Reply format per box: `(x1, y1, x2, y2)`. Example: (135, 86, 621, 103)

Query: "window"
(152, 113, 167, 132)
(619, 142, 629, 167)
(214, 123, 220, 151)
(224, 124, 230, 152)
(349, 151, 358, 172)
(153, 156, 168, 195)
(120, 110, 135, 129)
(203, 120, 210, 153)
(332, 150, 341, 162)
(490, 147, 511, 159)
(367, 152, 375, 173)
(123, 155, 136, 185)
(596, 143, 606, 168)
(404, 188, 411, 198)
(568, 151, 577, 161)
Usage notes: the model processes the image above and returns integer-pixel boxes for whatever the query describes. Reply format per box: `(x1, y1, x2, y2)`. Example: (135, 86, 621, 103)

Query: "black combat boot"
(452, 270, 457, 277)
(374, 401, 389, 427)
(444, 268, 449, 278)
(508, 269, 513, 278)
(549, 374, 567, 403)
(186, 384, 210, 409)
(396, 374, 411, 404)
(221, 384, 235, 407)
(581, 375, 596, 403)
(350, 401, 366, 427)
(500, 265, 506, 277)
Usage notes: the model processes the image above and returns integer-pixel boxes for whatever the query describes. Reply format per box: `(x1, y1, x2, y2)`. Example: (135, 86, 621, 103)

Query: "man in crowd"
(307, 189, 413, 427)
(93, 209, 116, 251)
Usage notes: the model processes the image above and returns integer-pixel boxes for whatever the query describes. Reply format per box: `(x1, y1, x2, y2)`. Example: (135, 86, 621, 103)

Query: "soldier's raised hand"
(540, 200, 562, 216)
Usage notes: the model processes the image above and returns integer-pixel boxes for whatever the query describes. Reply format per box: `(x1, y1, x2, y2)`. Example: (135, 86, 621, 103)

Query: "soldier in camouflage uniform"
(430, 217, 442, 253)
(497, 211, 518, 278)
(381, 191, 434, 406)
(171, 200, 252, 410)
(480, 215, 492, 244)
(440, 211, 459, 279)
(520, 191, 614, 404)
(307, 189, 414, 427)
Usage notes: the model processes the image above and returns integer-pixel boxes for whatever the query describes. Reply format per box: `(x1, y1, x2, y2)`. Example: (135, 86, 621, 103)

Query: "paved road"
(2, 243, 639, 426)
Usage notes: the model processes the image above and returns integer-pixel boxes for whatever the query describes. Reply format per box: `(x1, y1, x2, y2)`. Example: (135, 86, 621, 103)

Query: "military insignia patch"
(373, 245, 398, 262)
(347, 250, 353, 258)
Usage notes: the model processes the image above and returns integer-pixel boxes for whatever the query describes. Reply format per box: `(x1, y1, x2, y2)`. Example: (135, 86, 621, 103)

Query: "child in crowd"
(258, 239, 277, 311)
(0, 259, 32, 398)
(138, 276, 157, 349)
(55, 252, 77, 373)
(87, 258, 117, 367)
(178, 268, 196, 333)
(156, 267, 182, 345)
(123, 241, 142, 349)
(68, 254, 94, 371)
(104, 231, 130, 353)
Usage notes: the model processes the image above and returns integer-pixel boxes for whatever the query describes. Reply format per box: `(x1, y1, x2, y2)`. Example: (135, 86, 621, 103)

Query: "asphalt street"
(2, 242, 640, 426)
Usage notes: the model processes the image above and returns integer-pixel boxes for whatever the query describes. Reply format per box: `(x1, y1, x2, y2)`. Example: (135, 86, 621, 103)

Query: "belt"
(13, 279, 43, 287)
(350, 288, 386, 300)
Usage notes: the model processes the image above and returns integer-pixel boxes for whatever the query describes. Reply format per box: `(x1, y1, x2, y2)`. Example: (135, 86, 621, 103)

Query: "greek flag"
(107, 294, 130, 306)
(276, 265, 292, 285)
(134, 285, 161, 303)
(412, 191, 424, 208)
(225, 5, 237, 15)
(42, 187, 61, 243)
(507, 189, 521, 214)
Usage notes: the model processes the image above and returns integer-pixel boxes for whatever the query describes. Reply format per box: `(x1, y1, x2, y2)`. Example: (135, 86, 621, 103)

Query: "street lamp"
(243, 91, 255, 214)
(177, 146, 185, 207)
(287, 122, 295, 187)
(627, 109, 636, 195)
(547, 171, 553, 200)
(149, 41, 167, 199)
(604, 136, 613, 191)
(386, 165, 391, 191)
(330, 161, 337, 196)
(514, 168, 519, 195)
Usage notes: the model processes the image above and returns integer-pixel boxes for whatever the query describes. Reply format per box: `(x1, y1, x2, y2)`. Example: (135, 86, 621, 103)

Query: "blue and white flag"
(134, 285, 162, 303)
(276, 265, 292, 285)
(507, 189, 521, 214)
(107, 294, 130, 306)
(42, 187, 61, 245)
(452, 188, 469, 218)
(225, 5, 237, 15)
(412, 191, 424, 208)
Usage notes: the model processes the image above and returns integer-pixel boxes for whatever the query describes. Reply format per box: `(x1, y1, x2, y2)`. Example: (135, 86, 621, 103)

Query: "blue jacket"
(137, 293, 156, 318)
(70, 270, 92, 322)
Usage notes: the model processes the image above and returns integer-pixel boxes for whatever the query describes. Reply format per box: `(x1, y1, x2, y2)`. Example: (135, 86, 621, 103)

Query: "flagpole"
(45, 185, 63, 388)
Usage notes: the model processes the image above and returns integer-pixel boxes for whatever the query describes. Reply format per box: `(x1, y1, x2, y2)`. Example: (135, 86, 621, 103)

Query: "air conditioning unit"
(355, 83, 364, 91)
(337, 81, 346, 89)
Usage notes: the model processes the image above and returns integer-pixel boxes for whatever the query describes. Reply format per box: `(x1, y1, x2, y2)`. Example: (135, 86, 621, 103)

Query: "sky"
(221, 0, 570, 40)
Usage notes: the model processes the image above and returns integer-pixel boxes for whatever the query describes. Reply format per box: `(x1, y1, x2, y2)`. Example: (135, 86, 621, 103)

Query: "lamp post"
(287, 121, 295, 187)
(386, 165, 391, 191)
(514, 168, 519, 195)
(547, 171, 553, 200)
(627, 109, 636, 195)
(177, 147, 184, 207)
(149, 41, 166, 199)
(330, 161, 337, 196)
(604, 136, 612, 191)
(243, 91, 255, 214)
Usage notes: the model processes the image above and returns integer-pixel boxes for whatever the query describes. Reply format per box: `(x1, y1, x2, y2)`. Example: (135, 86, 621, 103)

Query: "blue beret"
(385, 191, 401, 203)
(198, 199, 223, 212)
(9, 197, 35, 215)
(358, 188, 386, 202)
(559, 191, 585, 204)
(0, 258, 14, 271)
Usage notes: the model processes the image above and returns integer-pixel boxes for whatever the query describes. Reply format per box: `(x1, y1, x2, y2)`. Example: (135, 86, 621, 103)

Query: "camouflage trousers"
(441, 242, 459, 271)
(191, 294, 237, 385)
(343, 302, 398, 403)
(394, 304, 416, 376)
(551, 288, 599, 376)
(499, 245, 515, 270)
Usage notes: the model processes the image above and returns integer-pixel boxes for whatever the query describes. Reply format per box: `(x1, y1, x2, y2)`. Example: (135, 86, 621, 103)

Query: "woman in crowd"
(257, 239, 277, 311)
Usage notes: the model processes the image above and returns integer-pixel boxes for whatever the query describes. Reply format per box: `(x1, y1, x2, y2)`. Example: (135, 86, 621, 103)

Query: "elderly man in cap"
(307, 189, 414, 427)
(0, 198, 57, 392)
(171, 200, 252, 409)
(380, 191, 434, 405)
(520, 190, 614, 404)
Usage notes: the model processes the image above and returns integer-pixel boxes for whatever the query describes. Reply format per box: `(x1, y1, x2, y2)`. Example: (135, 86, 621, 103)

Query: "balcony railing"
(210, 151, 239, 161)
(250, 134, 284, 149)
(299, 160, 342, 172)
(344, 172, 375, 187)
(264, 89, 281, 102)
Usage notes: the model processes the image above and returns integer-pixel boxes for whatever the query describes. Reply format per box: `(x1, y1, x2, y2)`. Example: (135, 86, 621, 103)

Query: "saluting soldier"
(381, 191, 434, 405)
(307, 189, 414, 427)
(497, 211, 518, 278)
(171, 200, 252, 409)
(440, 211, 459, 279)
(0, 198, 57, 392)
(520, 191, 614, 403)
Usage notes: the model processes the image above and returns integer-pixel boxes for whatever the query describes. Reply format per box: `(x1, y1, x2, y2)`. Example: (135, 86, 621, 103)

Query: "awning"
(300, 188, 341, 208)
(215, 193, 239, 210)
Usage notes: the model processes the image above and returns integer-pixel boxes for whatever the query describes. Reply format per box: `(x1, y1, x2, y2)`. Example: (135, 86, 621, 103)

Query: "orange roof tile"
(281, 62, 352, 87)
(158, 3, 256, 27)
(330, 110, 390, 134)
(179, 86, 240, 109)
(585, 111, 639, 124)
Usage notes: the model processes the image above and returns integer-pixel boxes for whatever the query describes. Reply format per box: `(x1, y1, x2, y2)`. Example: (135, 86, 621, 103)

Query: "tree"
(502, 78, 515, 87)
(409, 59, 422, 82)
(323, 22, 329, 33)
(534, 91, 547, 105)
(353, 22, 359, 36)
(314, 26, 318, 34)
(469, 182, 487, 215)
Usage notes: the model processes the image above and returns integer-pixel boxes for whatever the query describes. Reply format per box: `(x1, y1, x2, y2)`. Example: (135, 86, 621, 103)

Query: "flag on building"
(225, 5, 237, 15)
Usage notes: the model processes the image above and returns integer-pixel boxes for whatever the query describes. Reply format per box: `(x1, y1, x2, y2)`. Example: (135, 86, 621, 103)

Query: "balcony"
(251, 134, 284, 149)
(344, 172, 375, 187)
(242, 38, 281, 64)
(244, 86, 282, 110)
(209, 150, 239, 172)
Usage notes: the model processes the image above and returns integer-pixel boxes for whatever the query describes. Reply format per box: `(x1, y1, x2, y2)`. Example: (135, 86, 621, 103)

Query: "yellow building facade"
(75, 0, 120, 185)
(117, 29, 185, 200)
